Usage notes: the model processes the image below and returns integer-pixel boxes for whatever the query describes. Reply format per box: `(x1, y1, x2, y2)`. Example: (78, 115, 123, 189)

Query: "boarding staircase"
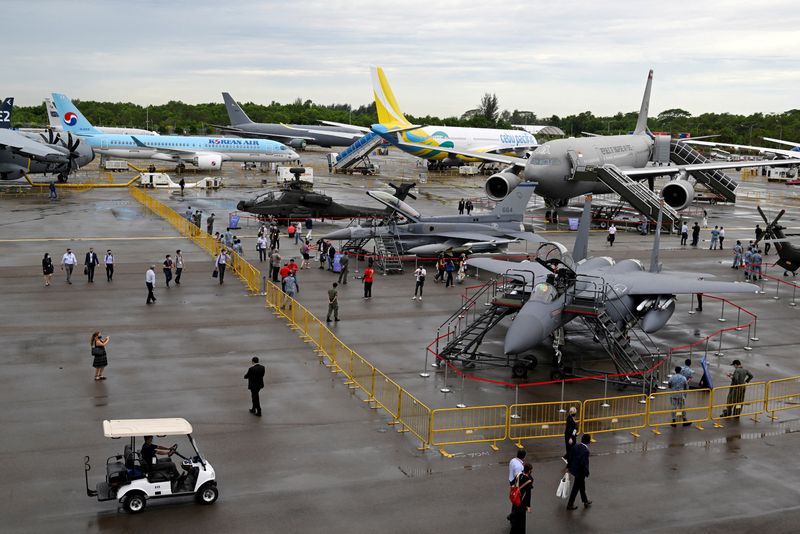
(564, 278, 663, 388)
(374, 235, 404, 273)
(333, 132, 383, 171)
(670, 140, 737, 203)
(435, 278, 527, 370)
(591, 165, 679, 229)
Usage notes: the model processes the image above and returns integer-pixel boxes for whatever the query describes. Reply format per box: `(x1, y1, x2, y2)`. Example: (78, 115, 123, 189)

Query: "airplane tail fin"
(44, 98, 62, 130)
(572, 195, 593, 262)
(633, 69, 653, 135)
(491, 182, 535, 219)
(51, 93, 101, 135)
(222, 92, 254, 125)
(0, 97, 12, 129)
(371, 66, 412, 128)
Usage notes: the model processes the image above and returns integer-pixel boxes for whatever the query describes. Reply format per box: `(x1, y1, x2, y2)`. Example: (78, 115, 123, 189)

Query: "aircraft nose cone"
(237, 201, 247, 211)
(322, 228, 353, 241)
(504, 315, 544, 355)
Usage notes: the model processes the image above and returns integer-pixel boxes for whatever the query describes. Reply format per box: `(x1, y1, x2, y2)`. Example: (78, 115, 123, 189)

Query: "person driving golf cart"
(141, 435, 179, 480)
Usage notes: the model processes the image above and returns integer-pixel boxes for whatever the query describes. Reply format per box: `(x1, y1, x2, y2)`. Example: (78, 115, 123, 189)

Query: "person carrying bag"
(509, 463, 533, 534)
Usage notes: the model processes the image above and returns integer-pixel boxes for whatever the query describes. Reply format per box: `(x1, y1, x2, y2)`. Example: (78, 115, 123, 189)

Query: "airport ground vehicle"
(84, 418, 218, 514)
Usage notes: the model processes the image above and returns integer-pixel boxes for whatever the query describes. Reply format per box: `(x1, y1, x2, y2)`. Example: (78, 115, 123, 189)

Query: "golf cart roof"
(103, 418, 193, 438)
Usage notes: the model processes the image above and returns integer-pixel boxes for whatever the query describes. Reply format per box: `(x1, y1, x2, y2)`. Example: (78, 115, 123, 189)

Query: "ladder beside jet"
(331, 132, 383, 172)
(670, 140, 738, 203)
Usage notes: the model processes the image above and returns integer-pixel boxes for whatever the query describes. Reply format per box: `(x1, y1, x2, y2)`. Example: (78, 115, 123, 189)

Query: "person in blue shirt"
(668, 366, 690, 427)
(679, 359, 694, 383)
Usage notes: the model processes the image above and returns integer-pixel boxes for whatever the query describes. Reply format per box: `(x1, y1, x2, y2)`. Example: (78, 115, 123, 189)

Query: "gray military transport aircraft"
(211, 93, 364, 150)
(384, 71, 798, 211)
(322, 182, 543, 255)
(466, 195, 759, 365)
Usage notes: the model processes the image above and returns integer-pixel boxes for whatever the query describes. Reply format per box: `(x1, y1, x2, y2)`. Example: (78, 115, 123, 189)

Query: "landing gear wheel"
(197, 484, 219, 505)
(123, 492, 146, 514)
(511, 363, 528, 379)
(526, 356, 539, 370)
(57, 173, 68, 183)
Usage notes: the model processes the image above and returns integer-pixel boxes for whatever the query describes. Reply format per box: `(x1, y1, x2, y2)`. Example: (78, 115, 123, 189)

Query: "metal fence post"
(510, 386, 520, 419)
(774, 279, 781, 301)
(689, 293, 696, 315)
(718, 300, 726, 322)
(751, 318, 760, 342)
(457, 375, 467, 409)
(440, 361, 451, 394)
(715, 330, 724, 357)
(791, 284, 797, 307)
(744, 323, 753, 351)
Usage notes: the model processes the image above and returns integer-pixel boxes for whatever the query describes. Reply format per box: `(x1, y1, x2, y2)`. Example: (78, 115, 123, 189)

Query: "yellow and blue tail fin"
(371, 66, 412, 128)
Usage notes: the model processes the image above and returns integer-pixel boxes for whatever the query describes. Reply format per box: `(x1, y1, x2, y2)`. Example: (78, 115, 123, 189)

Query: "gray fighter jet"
(210, 93, 364, 150)
(322, 182, 543, 255)
(466, 195, 759, 361)
(381, 70, 798, 211)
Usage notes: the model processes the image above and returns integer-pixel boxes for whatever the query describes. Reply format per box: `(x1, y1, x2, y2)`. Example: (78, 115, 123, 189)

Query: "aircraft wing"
(395, 141, 527, 167)
(318, 120, 372, 134)
(503, 231, 547, 244)
(621, 158, 798, 178)
(681, 139, 800, 159)
(762, 137, 800, 150)
(608, 271, 759, 295)
(280, 124, 362, 141)
(466, 257, 552, 286)
(431, 232, 520, 244)
(207, 125, 316, 141)
(0, 129, 68, 162)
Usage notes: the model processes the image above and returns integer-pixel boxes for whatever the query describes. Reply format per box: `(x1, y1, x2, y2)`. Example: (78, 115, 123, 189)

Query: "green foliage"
(8, 97, 800, 143)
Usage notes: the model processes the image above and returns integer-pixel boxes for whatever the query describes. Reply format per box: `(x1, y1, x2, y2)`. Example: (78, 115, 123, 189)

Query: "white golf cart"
(84, 418, 218, 513)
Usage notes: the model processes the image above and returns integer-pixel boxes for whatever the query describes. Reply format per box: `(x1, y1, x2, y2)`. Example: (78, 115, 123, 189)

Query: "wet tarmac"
(2, 150, 800, 533)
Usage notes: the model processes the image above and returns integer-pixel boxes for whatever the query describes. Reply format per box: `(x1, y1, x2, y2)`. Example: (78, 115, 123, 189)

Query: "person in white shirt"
(145, 265, 157, 304)
(104, 250, 114, 282)
(215, 250, 228, 285)
(607, 224, 617, 247)
(507, 449, 527, 521)
(61, 248, 77, 284)
(174, 250, 184, 285)
(257, 235, 268, 262)
(412, 266, 427, 300)
(680, 222, 689, 247)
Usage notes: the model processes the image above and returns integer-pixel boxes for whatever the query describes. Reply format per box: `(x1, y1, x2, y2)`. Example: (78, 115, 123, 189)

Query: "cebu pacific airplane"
(369, 66, 539, 169)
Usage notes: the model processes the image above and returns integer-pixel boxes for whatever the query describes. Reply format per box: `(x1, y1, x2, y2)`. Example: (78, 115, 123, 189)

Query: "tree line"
(10, 95, 800, 144)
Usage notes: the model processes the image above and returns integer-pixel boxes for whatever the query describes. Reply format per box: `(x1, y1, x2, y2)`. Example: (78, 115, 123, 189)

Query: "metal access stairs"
(438, 303, 519, 365)
(594, 165, 679, 228)
(340, 237, 371, 255)
(333, 132, 383, 171)
(583, 310, 653, 376)
(670, 140, 737, 203)
(374, 235, 404, 273)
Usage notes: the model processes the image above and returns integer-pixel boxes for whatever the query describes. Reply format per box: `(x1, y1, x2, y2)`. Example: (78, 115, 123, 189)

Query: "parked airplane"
(44, 98, 159, 136)
(210, 93, 363, 150)
(322, 182, 543, 255)
(684, 137, 800, 161)
(0, 127, 93, 181)
(51, 93, 299, 170)
(466, 195, 758, 363)
(368, 66, 539, 169)
(387, 70, 799, 209)
(757, 206, 799, 276)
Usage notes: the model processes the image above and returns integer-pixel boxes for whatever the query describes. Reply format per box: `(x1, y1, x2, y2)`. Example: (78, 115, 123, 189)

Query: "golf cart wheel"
(511, 363, 528, 379)
(123, 492, 147, 514)
(197, 484, 219, 505)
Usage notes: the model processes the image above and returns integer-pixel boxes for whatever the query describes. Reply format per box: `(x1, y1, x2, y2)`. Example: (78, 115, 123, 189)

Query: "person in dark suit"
(563, 406, 578, 461)
(567, 433, 592, 510)
(84, 247, 100, 283)
(244, 357, 266, 416)
(509, 463, 533, 534)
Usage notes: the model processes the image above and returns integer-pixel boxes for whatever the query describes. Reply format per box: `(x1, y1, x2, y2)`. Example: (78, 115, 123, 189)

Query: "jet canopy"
(366, 190, 421, 221)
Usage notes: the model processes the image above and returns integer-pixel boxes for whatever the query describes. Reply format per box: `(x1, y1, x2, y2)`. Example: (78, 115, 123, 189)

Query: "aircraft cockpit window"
(532, 282, 558, 303)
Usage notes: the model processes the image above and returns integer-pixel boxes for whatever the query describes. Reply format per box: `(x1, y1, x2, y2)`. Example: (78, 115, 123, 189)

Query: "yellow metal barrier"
(647, 389, 711, 433)
(431, 405, 508, 456)
(508, 400, 582, 444)
(397, 389, 432, 450)
(349, 350, 376, 398)
(373, 370, 402, 420)
(711, 382, 766, 425)
(766, 377, 800, 419)
(581, 394, 648, 437)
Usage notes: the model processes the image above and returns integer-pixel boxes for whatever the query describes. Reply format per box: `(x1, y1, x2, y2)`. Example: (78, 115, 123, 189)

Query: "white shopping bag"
(556, 475, 571, 499)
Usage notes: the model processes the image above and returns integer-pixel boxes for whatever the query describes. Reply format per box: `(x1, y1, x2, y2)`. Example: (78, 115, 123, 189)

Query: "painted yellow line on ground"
(0, 236, 185, 243)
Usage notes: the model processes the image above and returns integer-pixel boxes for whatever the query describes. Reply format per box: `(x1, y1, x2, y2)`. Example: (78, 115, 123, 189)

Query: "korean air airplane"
(52, 93, 299, 170)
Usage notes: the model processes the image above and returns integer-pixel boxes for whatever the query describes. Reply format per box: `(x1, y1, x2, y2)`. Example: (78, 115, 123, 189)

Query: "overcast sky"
(4, 0, 799, 117)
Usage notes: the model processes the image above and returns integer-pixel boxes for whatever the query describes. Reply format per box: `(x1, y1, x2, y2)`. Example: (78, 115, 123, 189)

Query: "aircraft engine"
(485, 171, 522, 201)
(639, 298, 676, 333)
(662, 180, 694, 210)
(287, 139, 307, 151)
(193, 154, 223, 170)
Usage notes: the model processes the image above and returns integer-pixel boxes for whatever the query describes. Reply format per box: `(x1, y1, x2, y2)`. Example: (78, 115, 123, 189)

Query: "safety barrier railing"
(647, 389, 712, 432)
(581, 394, 649, 438)
(710, 381, 766, 424)
(431, 405, 508, 456)
(765, 376, 800, 419)
(508, 400, 582, 445)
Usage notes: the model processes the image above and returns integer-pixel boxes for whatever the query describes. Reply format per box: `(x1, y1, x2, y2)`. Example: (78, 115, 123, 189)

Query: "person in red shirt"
(287, 258, 299, 277)
(362, 265, 374, 299)
(287, 223, 296, 242)
(279, 262, 291, 291)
